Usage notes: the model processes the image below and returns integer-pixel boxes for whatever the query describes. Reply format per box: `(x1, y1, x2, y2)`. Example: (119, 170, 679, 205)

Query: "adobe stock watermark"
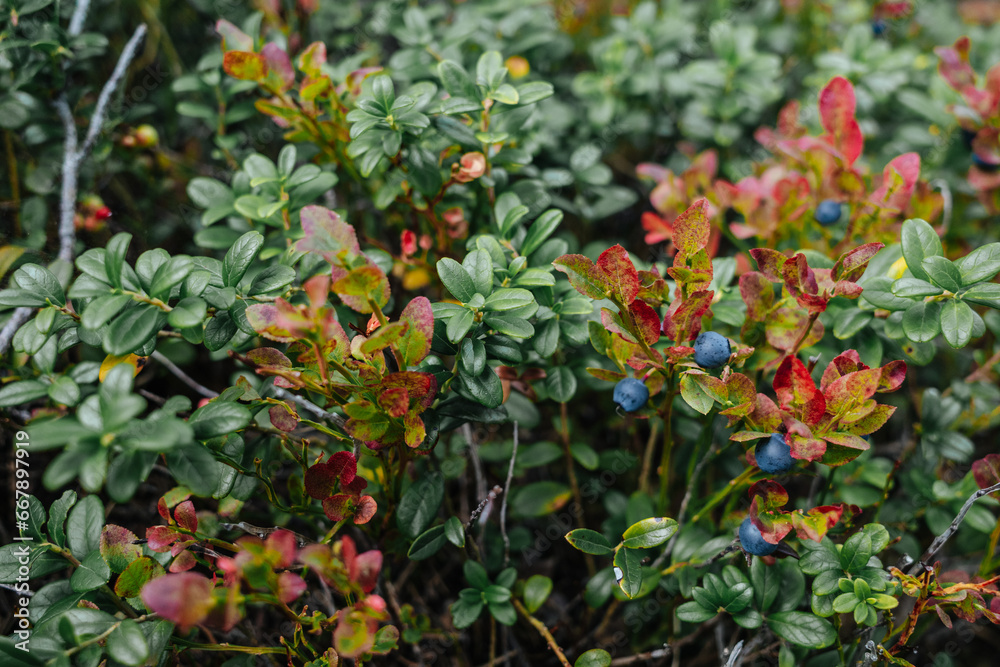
(10, 429, 34, 653)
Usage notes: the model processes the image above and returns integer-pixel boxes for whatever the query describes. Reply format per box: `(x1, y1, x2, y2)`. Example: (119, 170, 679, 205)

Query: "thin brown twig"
(512, 598, 571, 667)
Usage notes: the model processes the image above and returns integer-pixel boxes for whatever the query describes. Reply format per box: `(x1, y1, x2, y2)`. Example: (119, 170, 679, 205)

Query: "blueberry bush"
(3, 1, 1000, 666)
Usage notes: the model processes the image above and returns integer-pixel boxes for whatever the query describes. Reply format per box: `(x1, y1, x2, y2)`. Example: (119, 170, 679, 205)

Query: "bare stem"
(909, 481, 1000, 574)
(512, 599, 571, 667)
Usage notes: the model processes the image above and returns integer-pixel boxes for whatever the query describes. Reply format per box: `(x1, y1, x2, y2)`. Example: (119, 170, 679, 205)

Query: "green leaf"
(921, 256, 961, 292)
(891, 278, 942, 298)
(545, 367, 577, 403)
(438, 257, 477, 302)
(511, 481, 572, 518)
(565, 529, 615, 556)
(521, 210, 564, 257)
(105, 233, 132, 290)
(165, 446, 222, 497)
(575, 649, 612, 667)
(450, 593, 484, 629)
(940, 299, 974, 348)
(188, 401, 251, 439)
(901, 301, 941, 343)
(962, 282, 1000, 308)
(483, 288, 533, 312)
(840, 533, 873, 573)
(408, 524, 447, 560)
(48, 490, 77, 548)
(48, 376, 80, 406)
(613, 548, 643, 598)
(70, 550, 110, 592)
(459, 364, 504, 408)
(0, 379, 49, 407)
(168, 297, 208, 329)
(460, 338, 487, 376)
(861, 276, 913, 311)
(106, 305, 164, 356)
(81, 294, 132, 331)
(249, 265, 295, 295)
(900, 218, 942, 283)
(955, 242, 1000, 284)
(523, 575, 552, 614)
(483, 313, 534, 338)
(106, 619, 150, 666)
(444, 516, 466, 547)
(13, 264, 65, 306)
(464, 249, 494, 297)
(204, 312, 238, 351)
(766, 611, 836, 648)
(622, 517, 678, 549)
(223, 231, 264, 287)
(397, 473, 444, 540)
(67, 495, 104, 560)
(437, 60, 479, 100)
(676, 600, 717, 623)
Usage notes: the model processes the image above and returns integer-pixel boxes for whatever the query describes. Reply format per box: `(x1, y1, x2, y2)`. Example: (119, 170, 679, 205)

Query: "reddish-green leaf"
(553, 254, 610, 300)
(141, 572, 215, 629)
(596, 245, 640, 304)
(629, 299, 661, 345)
(832, 243, 886, 283)
(115, 556, 165, 599)
(749, 248, 788, 282)
(935, 37, 976, 92)
(100, 525, 142, 573)
(774, 356, 826, 426)
(791, 505, 844, 542)
(973, 454, 1000, 497)
(332, 264, 390, 313)
(739, 271, 773, 321)
(662, 290, 713, 342)
(296, 205, 361, 265)
(398, 297, 434, 366)
(379, 387, 409, 418)
(360, 321, 408, 354)
(261, 43, 294, 92)
(672, 198, 711, 260)
(173, 500, 197, 532)
(216, 19, 253, 51)
(223, 51, 266, 81)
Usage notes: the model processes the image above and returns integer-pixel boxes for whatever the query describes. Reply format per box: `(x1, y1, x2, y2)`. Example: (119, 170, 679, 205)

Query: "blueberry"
(755, 433, 794, 474)
(693, 332, 731, 369)
(871, 19, 887, 37)
(739, 517, 778, 556)
(613, 378, 649, 413)
(814, 199, 842, 226)
(972, 153, 1000, 173)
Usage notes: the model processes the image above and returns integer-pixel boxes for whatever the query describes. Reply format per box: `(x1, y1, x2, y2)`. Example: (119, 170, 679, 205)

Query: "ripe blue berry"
(814, 199, 842, 226)
(871, 19, 887, 37)
(693, 332, 731, 369)
(755, 433, 794, 474)
(739, 517, 778, 556)
(613, 378, 649, 413)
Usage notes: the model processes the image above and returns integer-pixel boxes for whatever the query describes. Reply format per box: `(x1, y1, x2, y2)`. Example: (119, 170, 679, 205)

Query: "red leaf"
(877, 360, 907, 393)
(379, 386, 409, 418)
(328, 451, 358, 486)
(157, 497, 170, 522)
(223, 51, 267, 81)
(973, 454, 1000, 497)
(774, 356, 827, 425)
(745, 393, 783, 433)
(870, 153, 920, 211)
(141, 572, 214, 630)
(672, 199, 711, 260)
(147, 526, 181, 553)
(277, 571, 307, 604)
(832, 243, 886, 283)
(935, 37, 976, 93)
(749, 481, 793, 544)
(353, 496, 378, 524)
(629, 300, 661, 345)
(553, 254, 611, 300)
(823, 368, 882, 414)
(304, 462, 339, 500)
(296, 205, 361, 265)
(261, 43, 294, 92)
(246, 302, 295, 342)
(168, 549, 197, 573)
(819, 76, 863, 165)
(739, 271, 774, 322)
(398, 296, 434, 366)
(322, 494, 352, 521)
(350, 549, 383, 592)
(596, 245, 640, 304)
(785, 418, 828, 462)
(662, 290, 713, 342)
(820, 350, 866, 390)
(749, 248, 788, 282)
(380, 371, 437, 412)
(791, 505, 844, 542)
(269, 403, 299, 432)
(174, 500, 198, 532)
(782, 254, 827, 314)
(641, 212, 674, 246)
(266, 530, 299, 569)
